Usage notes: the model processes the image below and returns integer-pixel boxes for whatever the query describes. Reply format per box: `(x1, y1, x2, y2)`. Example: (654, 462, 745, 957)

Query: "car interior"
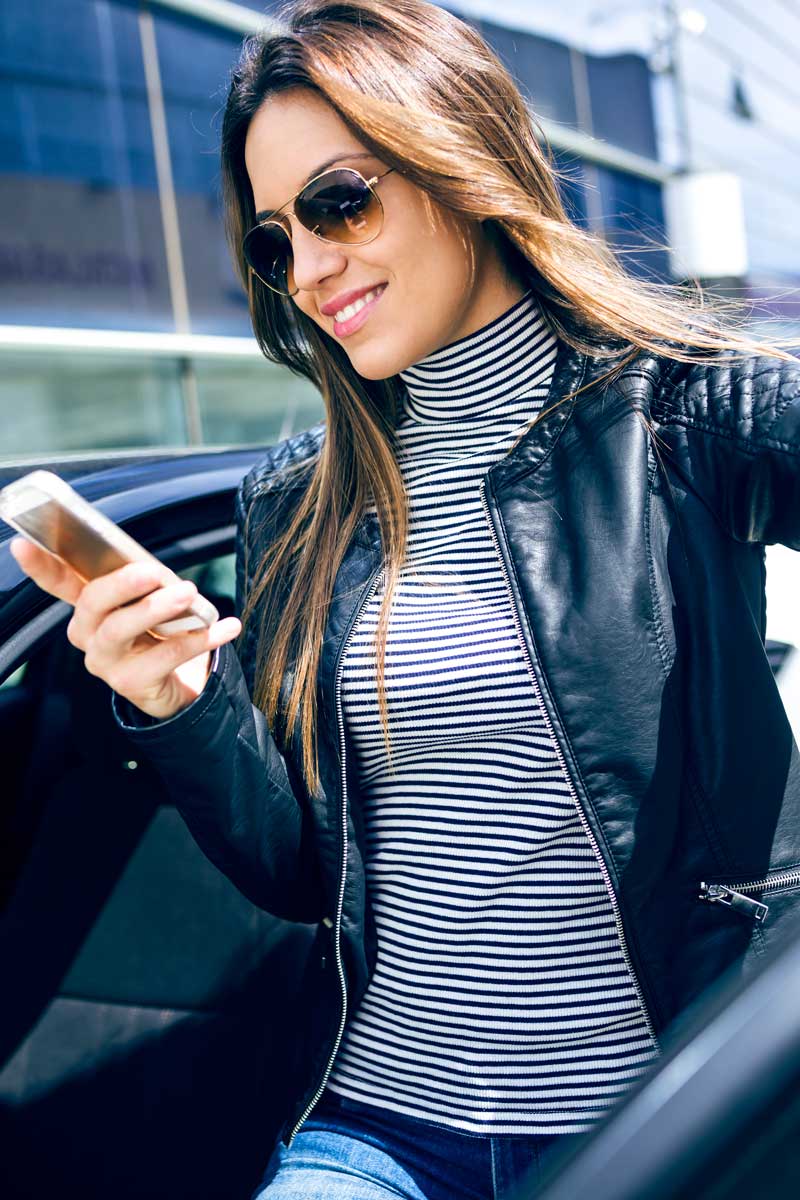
(0, 542, 317, 1200)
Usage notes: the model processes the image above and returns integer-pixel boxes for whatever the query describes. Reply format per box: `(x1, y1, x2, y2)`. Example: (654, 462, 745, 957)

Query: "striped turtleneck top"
(325, 289, 659, 1135)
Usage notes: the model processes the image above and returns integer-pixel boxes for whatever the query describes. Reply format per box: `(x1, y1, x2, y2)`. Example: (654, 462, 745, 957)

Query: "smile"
(333, 284, 387, 337)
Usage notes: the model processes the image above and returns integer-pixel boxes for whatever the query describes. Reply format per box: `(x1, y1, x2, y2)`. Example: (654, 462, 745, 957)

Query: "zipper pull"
(699, 882, 769, 921)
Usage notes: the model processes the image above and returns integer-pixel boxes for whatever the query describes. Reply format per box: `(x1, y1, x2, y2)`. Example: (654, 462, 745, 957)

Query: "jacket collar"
(356, 337, 602, 546)
(485, 336, 592, 492)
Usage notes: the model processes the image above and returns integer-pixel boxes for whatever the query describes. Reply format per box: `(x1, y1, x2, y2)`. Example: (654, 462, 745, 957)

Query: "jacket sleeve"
(652, 354, 800, 548)
(110, 475, 328, 924)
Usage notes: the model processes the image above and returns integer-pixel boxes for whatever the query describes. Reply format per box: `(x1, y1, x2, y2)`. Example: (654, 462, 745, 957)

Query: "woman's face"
(244, 88, 524, 380)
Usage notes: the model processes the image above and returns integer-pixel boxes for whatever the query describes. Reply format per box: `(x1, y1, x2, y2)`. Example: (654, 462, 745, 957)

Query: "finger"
(93, 578, 201, 652)
(9, 537, 86, 605)
(101, 617, 242, 697)
(69, 561, 175, 647)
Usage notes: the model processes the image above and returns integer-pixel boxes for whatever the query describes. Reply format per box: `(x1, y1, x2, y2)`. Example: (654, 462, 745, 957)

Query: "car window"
(1, 663, 27, 689)
(182, 550, 235, 604)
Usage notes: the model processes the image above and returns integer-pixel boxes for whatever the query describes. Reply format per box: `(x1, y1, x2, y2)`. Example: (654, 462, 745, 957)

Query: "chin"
(347, 343, 406, 383)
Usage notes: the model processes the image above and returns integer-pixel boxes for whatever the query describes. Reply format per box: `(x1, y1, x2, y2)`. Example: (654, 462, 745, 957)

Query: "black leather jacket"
(113, 337, 800, 1146)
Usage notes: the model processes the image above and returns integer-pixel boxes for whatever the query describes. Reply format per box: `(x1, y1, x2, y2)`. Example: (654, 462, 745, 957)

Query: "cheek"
(378, 201, 474, 294)
(390, 197, 449, 262)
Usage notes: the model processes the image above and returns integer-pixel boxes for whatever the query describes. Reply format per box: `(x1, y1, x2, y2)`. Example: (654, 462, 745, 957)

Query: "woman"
(11, 1, 800, 1197)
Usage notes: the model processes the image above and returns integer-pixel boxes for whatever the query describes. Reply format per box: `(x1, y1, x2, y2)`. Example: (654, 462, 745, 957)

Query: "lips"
(320, 283, 387, 318)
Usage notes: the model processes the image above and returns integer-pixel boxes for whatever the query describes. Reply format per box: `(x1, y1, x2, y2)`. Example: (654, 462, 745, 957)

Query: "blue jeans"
(251, 1089, 587, 1200)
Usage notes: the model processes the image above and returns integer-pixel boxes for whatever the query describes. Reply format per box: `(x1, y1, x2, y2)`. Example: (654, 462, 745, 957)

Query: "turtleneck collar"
(398, 288, 557, 423)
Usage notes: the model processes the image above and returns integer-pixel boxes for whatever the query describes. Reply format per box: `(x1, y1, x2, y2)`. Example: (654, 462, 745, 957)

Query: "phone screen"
(13, 499, 132, 581)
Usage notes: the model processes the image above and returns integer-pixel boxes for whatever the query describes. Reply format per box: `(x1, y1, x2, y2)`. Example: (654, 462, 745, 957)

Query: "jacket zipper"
(478, 477, 661, 1052)
(287, 563, 386, 1146)
(699, 868, 800, 922)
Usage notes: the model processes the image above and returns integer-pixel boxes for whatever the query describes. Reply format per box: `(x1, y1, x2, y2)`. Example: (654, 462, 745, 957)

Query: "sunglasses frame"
(243, 165, 396, 297)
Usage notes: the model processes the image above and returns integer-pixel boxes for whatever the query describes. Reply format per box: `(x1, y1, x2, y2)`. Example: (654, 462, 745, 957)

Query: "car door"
(533, 905, 800, 1200)
(0, 449, 317, 1200)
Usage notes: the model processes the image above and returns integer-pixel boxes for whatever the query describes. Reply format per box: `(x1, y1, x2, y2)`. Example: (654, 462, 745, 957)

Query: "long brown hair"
(220, 0, 797, 796)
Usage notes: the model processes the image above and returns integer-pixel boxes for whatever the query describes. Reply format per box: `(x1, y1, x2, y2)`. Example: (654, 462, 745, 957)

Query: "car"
(1, 446, 799, 1200)
(0, 446, 321, 1200)
(531, 899, 800, 1200)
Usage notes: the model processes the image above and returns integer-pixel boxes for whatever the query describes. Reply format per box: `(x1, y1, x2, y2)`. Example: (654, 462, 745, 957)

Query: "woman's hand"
(8, 537, 242, 721)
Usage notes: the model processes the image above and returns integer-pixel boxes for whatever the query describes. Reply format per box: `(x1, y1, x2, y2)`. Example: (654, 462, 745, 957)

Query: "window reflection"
(1, 663, 27, 690)
(153, 11, 251, 336)
(0, 0, 173, 330)
(0, 353, 186, 455)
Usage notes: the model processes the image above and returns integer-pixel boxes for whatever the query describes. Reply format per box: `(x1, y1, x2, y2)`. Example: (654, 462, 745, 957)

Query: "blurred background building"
(1, 0, 798, 461)
(462, 1, 800, 331)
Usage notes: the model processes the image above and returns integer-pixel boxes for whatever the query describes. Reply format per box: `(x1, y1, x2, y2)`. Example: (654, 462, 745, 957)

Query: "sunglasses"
(242, 166, 396, 297)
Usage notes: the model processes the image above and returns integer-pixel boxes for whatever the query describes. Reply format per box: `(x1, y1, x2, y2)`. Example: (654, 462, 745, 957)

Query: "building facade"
(0, 0, 703, 459)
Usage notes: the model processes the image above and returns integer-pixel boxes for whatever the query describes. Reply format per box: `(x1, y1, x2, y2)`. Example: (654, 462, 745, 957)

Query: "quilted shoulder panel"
(239, 420, 326, 507)
(654, 352, 800, 445)
(233, 421, 325, 635)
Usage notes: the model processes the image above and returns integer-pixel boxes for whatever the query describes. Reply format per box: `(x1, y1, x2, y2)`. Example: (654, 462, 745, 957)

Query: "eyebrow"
(255, 152, 376, 221)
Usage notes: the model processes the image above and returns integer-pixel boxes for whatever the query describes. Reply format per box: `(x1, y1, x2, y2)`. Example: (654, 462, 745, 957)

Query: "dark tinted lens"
(296, 169, 380, 242)
(243, 221, 293, 293)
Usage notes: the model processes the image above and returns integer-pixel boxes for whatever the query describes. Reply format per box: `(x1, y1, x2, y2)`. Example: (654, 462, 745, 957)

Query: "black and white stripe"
(326, 290, 658, 1135)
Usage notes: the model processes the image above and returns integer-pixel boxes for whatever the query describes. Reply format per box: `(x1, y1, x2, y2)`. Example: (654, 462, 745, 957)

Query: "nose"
(288, 215, 348, 294)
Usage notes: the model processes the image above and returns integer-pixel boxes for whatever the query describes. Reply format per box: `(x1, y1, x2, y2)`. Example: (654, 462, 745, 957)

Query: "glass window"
(183, 552, 236, 610)
(477, 20, 578, 127)
(0, 0, 173, 330)
(552, 150, 589, 227)
(153, 10, 251, 336)
(596, 167, 670, 282)
(194, 358, 325, 446)
(0, 352, 187, 457)
(585, 53, 658, 159)
(1, 663, 27, 690)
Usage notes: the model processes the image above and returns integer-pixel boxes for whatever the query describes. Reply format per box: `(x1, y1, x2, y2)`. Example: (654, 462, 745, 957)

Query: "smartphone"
(0, 469, 219, 638)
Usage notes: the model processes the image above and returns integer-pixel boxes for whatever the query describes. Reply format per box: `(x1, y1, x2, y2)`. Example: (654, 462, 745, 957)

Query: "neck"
(398, 288, 558, 423)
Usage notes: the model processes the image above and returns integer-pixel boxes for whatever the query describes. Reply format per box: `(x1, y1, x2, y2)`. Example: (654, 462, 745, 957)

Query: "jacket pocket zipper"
(698, 867, 800, 922)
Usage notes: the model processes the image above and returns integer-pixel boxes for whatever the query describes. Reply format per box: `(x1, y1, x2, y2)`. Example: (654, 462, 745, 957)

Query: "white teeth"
(334, 286, 384, 323)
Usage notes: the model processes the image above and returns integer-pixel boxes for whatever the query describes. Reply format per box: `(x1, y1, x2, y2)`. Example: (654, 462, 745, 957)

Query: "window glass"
(477, 20, 578, 126)
(596, 167, 670, 282)
(152, 11, 251, 336)
(0, 0, 173, 330)
(552, 150, 589, 226)
(0, 351, 324, 457)
(0, 663, 27, 690)
(585, 54, 658, 159)
(194, 358, 325, 446)
(183, 552, 235, 608)
(0, 352, 187, 456)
